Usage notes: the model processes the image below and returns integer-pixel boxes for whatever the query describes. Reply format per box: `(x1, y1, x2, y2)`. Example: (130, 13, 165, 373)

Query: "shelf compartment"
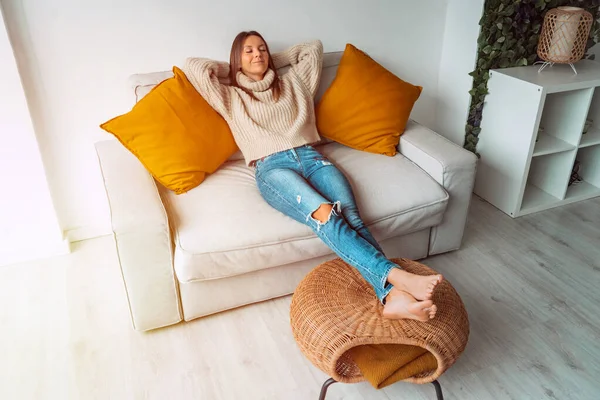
(520, 147, 600, 215)
(538, 88, 594, 147)
(533, 134, 575, 156)
(565, 181, 600, 201)
(582, 87, 600, 148)
(520, 183, 561, 214)
(575, 146, 600, 187)
(520, 180, 600, 216)
(526, 151, 575, 201)
(579, 128, 600, 148)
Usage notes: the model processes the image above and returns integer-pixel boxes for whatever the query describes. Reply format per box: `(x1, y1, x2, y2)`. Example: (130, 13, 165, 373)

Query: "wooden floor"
(1, 195, 599, 400)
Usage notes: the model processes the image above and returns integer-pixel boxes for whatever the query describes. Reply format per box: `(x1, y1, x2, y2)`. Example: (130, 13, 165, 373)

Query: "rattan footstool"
(290, 258, 469, 400)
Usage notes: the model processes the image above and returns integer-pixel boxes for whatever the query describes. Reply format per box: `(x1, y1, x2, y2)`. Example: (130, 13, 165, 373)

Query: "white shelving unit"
(475, 60, 600, 217)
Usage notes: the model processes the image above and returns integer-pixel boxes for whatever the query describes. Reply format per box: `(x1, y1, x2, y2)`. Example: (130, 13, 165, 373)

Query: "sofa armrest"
(398, 121, 478, 255)
(95, 140, 182, 331)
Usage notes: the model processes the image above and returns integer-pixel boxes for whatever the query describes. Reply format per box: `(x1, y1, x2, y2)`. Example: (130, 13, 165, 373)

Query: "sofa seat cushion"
(162, 142, 449, 283)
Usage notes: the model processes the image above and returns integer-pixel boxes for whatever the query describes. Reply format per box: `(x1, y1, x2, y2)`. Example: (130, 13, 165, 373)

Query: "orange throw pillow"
(100, 67, 237, 194)
(316, 44, 422, 156)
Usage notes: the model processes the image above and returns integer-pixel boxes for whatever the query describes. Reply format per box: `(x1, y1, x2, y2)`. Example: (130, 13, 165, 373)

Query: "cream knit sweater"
(183, 40, 323, 165)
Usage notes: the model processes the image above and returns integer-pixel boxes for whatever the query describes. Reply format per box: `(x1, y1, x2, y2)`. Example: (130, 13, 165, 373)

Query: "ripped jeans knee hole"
(308, 201, 341, 231)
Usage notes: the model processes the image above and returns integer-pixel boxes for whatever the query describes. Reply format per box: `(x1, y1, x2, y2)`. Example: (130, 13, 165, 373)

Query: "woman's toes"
(420, 300, 434, 310)
(383, 290, 436, 321)
(429, 305, 438, 318)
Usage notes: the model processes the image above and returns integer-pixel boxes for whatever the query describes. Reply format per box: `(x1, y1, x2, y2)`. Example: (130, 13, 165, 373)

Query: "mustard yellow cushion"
(100, 67, 237, 194)
(348, 344, 437, 389)
(316, 44, 422, 156)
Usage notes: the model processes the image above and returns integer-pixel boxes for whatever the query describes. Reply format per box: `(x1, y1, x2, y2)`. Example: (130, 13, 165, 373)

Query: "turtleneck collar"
(236, 69, 275, 92)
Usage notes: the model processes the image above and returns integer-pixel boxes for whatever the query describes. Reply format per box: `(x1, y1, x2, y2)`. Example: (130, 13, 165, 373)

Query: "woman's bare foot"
(383, 288, 437, 321)
(387, 268, 443, 301)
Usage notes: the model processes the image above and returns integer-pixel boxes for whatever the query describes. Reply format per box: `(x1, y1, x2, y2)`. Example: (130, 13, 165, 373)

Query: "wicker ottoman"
(290, 258, 469, 400)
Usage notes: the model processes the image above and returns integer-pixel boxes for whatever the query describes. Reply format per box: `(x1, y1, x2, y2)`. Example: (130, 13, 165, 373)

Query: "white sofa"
(95, 52, 478, 332)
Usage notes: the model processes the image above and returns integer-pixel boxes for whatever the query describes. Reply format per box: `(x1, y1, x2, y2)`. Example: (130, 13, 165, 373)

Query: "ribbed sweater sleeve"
(271, 40, 323, 97)
(183, 58, 231, 118)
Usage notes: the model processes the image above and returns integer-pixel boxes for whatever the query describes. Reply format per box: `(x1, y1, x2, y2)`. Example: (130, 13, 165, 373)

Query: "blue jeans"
(254, 145, 396, 302)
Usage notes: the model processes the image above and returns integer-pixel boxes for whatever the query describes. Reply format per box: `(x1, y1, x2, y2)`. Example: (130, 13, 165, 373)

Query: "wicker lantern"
(537, 6, 594, 74)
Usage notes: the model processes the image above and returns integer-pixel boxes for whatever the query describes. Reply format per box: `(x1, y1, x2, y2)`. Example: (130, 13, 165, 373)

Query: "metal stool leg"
(431, 380, 444, 400)
(318, 378, 337, 400)
(318, 377, 443, 400)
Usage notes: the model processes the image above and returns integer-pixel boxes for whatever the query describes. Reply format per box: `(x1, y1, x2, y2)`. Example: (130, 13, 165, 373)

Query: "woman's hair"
(229, 30, 281, 100)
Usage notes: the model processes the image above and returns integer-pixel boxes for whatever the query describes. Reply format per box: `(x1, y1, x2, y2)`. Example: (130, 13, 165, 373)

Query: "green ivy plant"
(464, 0, 600, 154)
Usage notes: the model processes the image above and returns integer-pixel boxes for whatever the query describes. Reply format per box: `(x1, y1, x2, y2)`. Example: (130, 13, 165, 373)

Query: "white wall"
(1, 0, 449, 241)
(0, 7, 69, 266)
(435, 0, 485, 146)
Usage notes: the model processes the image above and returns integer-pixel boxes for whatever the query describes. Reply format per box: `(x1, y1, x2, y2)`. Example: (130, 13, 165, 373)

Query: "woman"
(183, 31, 442, 321)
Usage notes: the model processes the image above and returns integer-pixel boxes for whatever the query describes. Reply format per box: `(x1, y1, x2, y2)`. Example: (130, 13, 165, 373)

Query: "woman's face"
(241, 35, 269, 80)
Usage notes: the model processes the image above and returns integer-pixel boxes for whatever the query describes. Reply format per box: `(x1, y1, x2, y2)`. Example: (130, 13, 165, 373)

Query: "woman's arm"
(182, 58, 231, 118)
(271, 40, 323, 96)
